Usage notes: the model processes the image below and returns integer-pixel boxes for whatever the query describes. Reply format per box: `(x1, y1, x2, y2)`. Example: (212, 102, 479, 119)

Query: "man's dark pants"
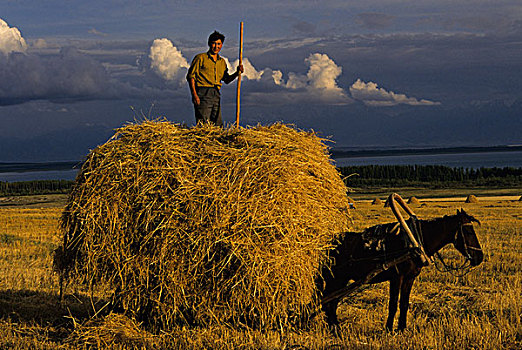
(194, 87, 223, 127)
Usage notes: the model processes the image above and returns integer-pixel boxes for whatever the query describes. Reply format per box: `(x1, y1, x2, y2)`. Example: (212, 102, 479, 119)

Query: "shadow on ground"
(0, 289, 109, 341)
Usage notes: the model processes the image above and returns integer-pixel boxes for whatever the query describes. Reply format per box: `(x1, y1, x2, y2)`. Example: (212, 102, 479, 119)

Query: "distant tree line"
(1, 165, 521, 196)
(0, 180, 73, 196)
(338, 165, 522, 188)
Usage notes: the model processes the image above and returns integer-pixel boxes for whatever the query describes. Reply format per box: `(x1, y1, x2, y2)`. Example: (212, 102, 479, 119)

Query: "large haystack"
(55, 121, 351, 330)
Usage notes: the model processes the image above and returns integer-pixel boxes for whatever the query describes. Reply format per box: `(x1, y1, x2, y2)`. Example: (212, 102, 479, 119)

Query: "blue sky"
(1, 1, 522, 161)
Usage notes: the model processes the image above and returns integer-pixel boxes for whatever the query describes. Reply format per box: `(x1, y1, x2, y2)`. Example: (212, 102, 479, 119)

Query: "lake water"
(0, 169, 79, 182)
(1, 150, 521, 182)
(333, 150, 522, 169)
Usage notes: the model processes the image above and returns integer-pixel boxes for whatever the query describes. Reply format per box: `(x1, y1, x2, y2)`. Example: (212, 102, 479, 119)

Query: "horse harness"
(331, 218, 426, 271)
(334, 218, 476, 274)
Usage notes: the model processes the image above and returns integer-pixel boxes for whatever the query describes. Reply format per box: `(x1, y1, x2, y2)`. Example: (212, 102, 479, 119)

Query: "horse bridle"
(434, 221, 479, 276)
(455, 222, 482, 261)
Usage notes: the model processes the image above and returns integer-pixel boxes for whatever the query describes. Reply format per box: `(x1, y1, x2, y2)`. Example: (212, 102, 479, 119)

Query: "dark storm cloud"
(0, 35, 184, 106)
(292, 21, 317, 35)
(356, 13, 395, 30)
(0, 48, 118, 105)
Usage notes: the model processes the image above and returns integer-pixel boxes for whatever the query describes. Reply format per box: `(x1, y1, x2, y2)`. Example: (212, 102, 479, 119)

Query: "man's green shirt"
(186, 51, 230, 89)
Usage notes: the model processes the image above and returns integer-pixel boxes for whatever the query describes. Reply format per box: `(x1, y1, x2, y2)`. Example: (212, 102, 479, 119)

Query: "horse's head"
(453, 209, 483, 266)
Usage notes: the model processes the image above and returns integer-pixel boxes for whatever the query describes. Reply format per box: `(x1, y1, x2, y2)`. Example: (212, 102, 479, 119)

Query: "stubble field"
(0, 193, 520, 349)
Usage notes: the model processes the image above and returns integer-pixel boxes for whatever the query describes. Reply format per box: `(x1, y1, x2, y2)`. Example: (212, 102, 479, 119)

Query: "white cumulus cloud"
(229, 58, 283, 86)
(227, 52, 351, 105)
(0, 19, 27, 55)
(31, 39, 48, 49)
(283, 53, 350, 103)
(270, 69, 283, 86)
(229, 58, 263, 81)
(286, 72, 308, 89)
(305, 53, 343, 91)
(149, 38, 189, 85)
(238, 53, 351, 105)
(350, 79, 440, 106)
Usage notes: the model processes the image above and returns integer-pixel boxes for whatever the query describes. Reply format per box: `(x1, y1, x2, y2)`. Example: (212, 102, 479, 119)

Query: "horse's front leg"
(397, 277, 416, 331)
(386, 276, 401, 331)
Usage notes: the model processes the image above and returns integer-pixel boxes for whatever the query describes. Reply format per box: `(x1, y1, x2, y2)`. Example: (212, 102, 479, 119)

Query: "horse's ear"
(457, 208, 462, 215)
(460, 208, 481, 226)
(470, 215, 481, 226)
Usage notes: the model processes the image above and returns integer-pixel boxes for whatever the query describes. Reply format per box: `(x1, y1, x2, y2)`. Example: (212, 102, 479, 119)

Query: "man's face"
(209, 40, 223, 55)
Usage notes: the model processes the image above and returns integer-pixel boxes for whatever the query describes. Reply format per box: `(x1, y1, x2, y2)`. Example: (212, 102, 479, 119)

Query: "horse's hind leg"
(398, 277, 415, 331)
(386, 276, 401, 331)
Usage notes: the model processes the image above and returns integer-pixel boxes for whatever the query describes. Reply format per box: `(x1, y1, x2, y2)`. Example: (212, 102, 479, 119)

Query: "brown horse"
(318, 208, 483, 331)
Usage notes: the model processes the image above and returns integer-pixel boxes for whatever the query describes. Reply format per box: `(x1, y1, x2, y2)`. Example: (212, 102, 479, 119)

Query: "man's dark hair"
(208, 31, 225, 45)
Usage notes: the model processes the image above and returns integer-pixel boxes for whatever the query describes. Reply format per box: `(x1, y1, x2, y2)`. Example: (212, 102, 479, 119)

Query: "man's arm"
(223, 65, 244, 84)
(188, 77, 200, 105)
(186, 55, 201, 105)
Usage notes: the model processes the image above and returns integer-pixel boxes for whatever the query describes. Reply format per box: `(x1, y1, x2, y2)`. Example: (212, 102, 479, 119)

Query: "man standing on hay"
(186, 31, 244, 126)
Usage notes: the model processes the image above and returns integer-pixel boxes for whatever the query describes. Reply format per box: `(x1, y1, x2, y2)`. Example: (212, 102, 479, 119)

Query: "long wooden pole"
(235, 22, 243, 127)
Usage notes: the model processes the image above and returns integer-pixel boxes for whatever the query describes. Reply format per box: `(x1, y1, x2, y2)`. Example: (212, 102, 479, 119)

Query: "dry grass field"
(0, 193, 520, 349)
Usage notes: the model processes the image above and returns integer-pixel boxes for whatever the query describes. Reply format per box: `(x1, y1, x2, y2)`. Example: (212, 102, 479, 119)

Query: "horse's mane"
(421, 214, 459, 228)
